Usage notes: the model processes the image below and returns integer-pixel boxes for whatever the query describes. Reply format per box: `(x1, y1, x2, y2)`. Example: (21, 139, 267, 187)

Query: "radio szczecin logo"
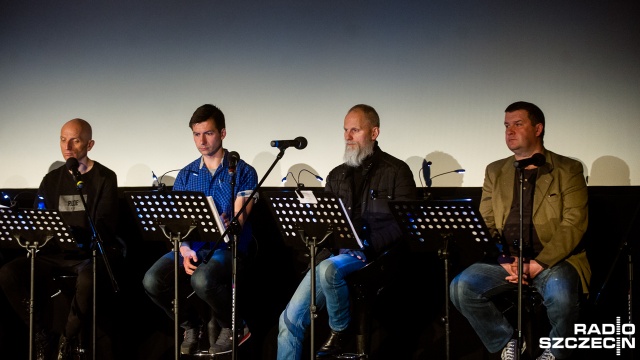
(540, 317, 635, 356)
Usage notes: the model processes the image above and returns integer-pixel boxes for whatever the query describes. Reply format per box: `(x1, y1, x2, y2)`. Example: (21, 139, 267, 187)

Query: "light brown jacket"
(479, 149, 590, 294)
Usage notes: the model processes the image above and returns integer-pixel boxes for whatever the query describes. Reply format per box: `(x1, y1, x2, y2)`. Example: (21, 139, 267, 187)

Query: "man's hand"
(221, 212, 231, 228)
(180, 245, 198, 275)
(502, 258, 544, 285)
(503, 257, 530, 285)
(340, 249, 366, 263)
(527, 260, 544, 279)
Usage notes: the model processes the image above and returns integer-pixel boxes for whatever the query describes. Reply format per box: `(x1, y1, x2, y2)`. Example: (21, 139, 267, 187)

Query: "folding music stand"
(387, 198, 493, 360)
(125, 190, 224, 360)
(263, 189, 362, 359)
(0, 207, 76, 360)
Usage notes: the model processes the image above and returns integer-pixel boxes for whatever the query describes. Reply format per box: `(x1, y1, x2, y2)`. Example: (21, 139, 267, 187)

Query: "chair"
(342, 242, 408, 358)
(49, 235, 127, 360)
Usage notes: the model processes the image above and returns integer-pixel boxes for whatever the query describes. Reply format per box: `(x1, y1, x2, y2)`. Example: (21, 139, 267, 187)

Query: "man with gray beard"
(277, 104, 417, 360)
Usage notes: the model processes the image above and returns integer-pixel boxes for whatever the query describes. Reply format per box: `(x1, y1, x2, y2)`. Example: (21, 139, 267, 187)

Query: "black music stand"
(0, 207, 76, 360)
(388, 199, 492, 360)
(264, 189, 363, 359)
(125, 190, 225, 360)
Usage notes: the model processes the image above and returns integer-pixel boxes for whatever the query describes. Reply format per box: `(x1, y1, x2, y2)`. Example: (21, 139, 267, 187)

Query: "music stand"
(125, 190, 225, 360)
(0, 207, 76, 360)
(388, 199, 492, 360)
(263, 189, 363, 359)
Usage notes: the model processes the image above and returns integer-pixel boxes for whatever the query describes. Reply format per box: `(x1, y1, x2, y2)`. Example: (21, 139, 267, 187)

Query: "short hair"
(189, 104, 226, 131)
(348, 104, 380, 128)
(505, 101, 545, 139)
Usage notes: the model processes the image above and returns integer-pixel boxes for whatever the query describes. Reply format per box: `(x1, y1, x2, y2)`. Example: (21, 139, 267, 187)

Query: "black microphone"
(270, 136, 308, 150)
(422, 159, 432, 187)
(65, 157, 84, 189)
(228, 151, 240, 175)
(513, 153, 546, 169)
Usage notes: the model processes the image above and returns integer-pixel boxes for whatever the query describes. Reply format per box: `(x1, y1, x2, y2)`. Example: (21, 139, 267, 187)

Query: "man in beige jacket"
(450, 101, 589, 360)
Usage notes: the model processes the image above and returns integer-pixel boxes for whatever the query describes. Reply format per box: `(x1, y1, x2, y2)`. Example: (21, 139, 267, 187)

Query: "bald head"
(60, 118, 95, 164)
(62, 118, 92, 141)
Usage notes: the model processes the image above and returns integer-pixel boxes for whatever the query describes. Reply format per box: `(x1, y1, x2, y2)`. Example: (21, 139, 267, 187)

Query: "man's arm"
(479, 164, 500, 240)
(366, 161, 417, 254)
(94, 168, 119, 245)
(534, 159, 588, 268)
(232, 162, 259, 227)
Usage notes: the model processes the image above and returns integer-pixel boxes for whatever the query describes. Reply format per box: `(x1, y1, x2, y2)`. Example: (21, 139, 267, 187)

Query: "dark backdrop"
(1, 186, 638, 360)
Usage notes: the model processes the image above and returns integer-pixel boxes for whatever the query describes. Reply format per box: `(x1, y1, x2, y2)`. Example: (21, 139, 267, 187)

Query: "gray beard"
(343, 141, 374, 167)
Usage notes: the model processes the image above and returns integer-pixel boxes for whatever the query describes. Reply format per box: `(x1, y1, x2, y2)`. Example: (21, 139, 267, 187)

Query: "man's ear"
(371, 126, 380, 141)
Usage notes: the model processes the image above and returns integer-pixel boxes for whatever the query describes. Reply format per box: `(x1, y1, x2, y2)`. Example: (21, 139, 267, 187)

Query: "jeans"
(277, 253, 366, 360)
(449, 261, 581, 359)
(142, 248, 235, 329)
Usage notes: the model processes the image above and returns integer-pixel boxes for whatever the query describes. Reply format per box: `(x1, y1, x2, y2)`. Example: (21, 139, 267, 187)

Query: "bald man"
(0, 118, 119, 360)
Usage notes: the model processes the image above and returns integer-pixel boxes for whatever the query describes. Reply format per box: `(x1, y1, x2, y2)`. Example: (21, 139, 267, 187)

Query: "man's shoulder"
(40, 165, 66, 186)
(377, 150, 408, 166)
(486, 155, 513, 171)
(546, 150, 581, 166)
(178, 157, 202, 172)
(239, 159, 257, 172)
(92, 161, 117, 176)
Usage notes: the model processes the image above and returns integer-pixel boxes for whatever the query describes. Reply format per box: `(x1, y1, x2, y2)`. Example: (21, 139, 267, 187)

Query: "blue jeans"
(449, 261, 581, 359)
(142, 248, 234, 329)
(277, 253, 366, 360)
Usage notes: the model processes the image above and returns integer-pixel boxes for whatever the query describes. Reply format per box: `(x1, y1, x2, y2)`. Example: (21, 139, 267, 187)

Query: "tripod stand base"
(335, 354, 367, 359)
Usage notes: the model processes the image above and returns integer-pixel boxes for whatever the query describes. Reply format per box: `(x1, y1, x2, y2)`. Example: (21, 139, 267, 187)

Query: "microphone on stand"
(513, 153, 545, 169)
(228, 151, 240, 175)
(270, 136, 308, 150)
(422, 160, 433, 187)
(65, 157, 84, 189)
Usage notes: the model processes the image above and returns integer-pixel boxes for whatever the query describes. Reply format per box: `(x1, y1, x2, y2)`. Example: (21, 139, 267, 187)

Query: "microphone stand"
(594, 200, 638, 357)
(74, 181, 119, 360)
(515, 168, 525, 360)
(202, 146, 289, 358)
(227, 165, 240, 360)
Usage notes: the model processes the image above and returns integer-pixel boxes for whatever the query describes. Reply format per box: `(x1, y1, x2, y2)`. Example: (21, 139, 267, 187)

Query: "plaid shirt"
(173, 149, 258, 254)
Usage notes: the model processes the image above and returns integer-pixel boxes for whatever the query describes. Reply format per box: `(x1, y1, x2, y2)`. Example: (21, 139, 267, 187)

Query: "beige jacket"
(479, 149, 591, 294)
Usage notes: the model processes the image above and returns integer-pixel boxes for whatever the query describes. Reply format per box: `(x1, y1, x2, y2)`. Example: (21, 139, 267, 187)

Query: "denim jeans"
(277, 253, 366, 360)
(142, 248, 234, 329)
(449, 261, 581, 359)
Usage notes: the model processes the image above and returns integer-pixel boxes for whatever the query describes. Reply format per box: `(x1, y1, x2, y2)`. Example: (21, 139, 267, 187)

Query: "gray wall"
(2, 1, 639, 188)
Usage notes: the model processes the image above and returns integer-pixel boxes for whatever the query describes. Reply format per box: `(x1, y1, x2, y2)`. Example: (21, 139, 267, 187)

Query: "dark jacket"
(36, 161, 119, 252)
(325, 142, 417, 260)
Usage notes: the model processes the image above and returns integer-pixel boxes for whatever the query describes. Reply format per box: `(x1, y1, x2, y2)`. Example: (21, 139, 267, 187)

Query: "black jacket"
(36, 161, 119, 252)
(325, 142, 417, 259)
